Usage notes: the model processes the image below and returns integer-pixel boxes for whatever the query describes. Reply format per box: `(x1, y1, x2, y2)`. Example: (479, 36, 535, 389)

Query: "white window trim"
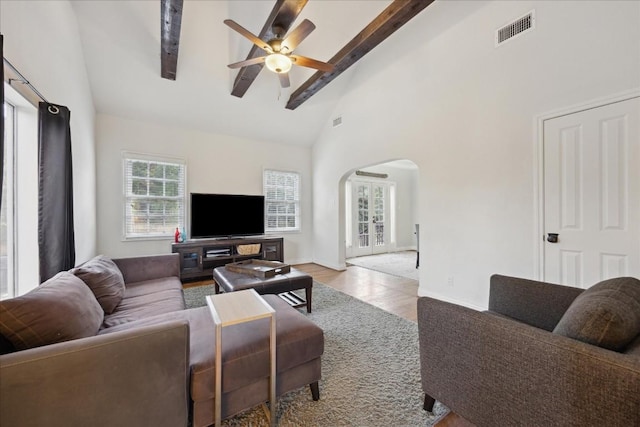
(4, 83, 39, 296)
(122, 151, 187, 241)
(263, 169, 301, 233)
(2, 100, 17, 299)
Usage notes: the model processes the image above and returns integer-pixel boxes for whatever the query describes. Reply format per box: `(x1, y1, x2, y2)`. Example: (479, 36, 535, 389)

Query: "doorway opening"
(343, 159, 419, 281)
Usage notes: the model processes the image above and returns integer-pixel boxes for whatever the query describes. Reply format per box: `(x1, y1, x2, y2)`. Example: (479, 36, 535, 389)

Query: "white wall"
(311, 0, 640, 308)
(96, 114, 313, 264)
(1, 0, 97, 291)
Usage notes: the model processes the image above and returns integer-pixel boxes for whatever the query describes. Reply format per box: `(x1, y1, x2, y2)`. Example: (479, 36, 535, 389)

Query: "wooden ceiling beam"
(286, 0, 435, 110)
(161, 0, 184, 80)
(230, 0, 308, 98)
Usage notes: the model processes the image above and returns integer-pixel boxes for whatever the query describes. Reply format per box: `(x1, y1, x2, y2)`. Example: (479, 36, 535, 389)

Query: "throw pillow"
(553, 277, 640, 351)
(0, 272, 104, 351)
(71, 255, 125, 314)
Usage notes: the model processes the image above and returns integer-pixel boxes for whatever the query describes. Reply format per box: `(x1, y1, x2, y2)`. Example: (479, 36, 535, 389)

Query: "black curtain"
(1, 34, 5, 213)
(38, 102, 75, 282)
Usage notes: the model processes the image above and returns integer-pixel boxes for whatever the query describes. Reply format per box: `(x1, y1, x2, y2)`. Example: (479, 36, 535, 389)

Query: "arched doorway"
(340, 159, 419, 279)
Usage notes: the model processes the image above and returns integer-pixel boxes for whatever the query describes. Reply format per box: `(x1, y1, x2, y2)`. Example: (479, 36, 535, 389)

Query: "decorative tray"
(225, 259, 291, 279)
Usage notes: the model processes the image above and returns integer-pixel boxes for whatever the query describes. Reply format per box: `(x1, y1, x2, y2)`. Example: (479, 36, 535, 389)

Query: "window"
(263, 169, 300, 232)
(123, 153, 186, 239)
(2, 83, 38, 296)
(1, 101, 16, 298)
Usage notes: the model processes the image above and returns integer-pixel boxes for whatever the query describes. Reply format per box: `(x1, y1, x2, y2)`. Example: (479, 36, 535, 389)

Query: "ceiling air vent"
(496, 10, 535, 47)
(333, 116, 343, 128)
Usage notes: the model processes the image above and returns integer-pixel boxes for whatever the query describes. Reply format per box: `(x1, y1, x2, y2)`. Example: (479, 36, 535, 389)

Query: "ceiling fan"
(224, 18, 334, 88)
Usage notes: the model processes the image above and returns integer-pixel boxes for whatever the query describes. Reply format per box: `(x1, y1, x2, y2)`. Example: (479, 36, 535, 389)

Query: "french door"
(351, 180, 390, 257)
(543, 97, 639, 287)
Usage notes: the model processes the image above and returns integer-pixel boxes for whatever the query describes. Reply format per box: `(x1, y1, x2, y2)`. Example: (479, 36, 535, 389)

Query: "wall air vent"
(496, 10, 535, 47)
(333, 116, 343, 127)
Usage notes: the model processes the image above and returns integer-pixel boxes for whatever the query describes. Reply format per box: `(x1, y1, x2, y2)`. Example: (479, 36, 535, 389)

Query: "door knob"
(547, 233, 559, 243)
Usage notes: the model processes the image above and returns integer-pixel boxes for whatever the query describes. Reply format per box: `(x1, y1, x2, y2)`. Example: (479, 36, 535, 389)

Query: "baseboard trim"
(394, 246, 417, 252)
(312, 259, 347, 271)
(419, 290, 485, 311)
(287, 257, 313, 266)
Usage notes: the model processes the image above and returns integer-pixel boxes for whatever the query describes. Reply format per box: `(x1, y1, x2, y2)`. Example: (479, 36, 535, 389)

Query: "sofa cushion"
(71, 255, 125, 314)
(101, 278, 185, 329)
(123, 276, 184, 299)
(553, 277, 640, 351)
(0, 272, 104, 350)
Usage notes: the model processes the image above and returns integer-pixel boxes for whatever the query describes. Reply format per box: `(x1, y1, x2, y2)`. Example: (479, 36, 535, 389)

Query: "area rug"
(184, 282, 448, 426)
(346, 251, 419, 281)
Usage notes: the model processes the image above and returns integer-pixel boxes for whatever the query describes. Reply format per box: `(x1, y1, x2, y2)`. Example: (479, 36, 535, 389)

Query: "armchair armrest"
(0, 320, 190, 427)
(113, 253, 180, 284)
(418, 297, 640, 426)
(489, 274, 584, 331)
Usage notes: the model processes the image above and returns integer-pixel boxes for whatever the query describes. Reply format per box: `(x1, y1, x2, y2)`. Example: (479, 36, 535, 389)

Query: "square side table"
(206, 289, 276, 427)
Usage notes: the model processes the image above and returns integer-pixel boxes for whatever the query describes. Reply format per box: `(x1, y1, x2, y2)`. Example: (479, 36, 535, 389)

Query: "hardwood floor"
(185, 262, 420, 321)
(294, 262, 419, 322)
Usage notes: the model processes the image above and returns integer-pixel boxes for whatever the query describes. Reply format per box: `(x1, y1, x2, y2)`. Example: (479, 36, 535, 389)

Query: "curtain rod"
(3, 57, 49, 104)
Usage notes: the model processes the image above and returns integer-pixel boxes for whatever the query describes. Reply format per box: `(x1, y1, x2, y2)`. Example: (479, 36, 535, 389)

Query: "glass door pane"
(357, 184, 370, 249)
(373, 184, 385, 247)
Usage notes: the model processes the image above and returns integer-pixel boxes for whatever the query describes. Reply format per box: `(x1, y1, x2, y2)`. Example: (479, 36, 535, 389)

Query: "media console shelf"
(171, 236, 284, 282)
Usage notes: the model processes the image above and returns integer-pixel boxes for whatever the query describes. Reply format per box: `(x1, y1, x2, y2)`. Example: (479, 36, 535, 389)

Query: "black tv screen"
(190, 193, 265, 239)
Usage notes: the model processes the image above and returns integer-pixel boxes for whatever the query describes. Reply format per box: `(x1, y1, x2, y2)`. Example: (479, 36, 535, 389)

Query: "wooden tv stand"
(171, 236, 283, 282)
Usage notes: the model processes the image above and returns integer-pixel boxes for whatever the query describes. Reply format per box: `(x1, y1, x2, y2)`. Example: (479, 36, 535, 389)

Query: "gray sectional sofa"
(0, 253, 324, 427)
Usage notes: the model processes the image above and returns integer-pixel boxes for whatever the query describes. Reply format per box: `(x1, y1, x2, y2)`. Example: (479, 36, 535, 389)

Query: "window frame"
(122, 151, 186, 241)
(263, 169, 301, 233)
(1, 100, 17, 299)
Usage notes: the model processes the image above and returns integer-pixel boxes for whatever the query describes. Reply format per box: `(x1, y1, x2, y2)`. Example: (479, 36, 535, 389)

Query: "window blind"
(123, 153, 185, 239)
(263, 169, 300, 232)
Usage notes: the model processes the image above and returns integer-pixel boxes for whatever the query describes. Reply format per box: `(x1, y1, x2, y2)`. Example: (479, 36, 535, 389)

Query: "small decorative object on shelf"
(181, 227, 187, 243)
(236, 244, 261, 255)
(174, 227, 181, 243)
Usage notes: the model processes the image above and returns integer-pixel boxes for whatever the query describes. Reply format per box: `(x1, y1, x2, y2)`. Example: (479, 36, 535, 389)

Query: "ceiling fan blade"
(227, 56, 267, 69)
(290, 55, 334, 72)
(281, 19, 316, 53)
(224, 19, 273, 53)
(278, 72, 291, 88)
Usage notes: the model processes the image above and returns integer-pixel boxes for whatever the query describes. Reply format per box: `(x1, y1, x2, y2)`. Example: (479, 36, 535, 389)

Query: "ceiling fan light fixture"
(265, 53, 292, 74)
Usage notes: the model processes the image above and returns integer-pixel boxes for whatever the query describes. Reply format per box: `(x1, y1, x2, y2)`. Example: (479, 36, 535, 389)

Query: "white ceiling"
(70, 0, 392, 147)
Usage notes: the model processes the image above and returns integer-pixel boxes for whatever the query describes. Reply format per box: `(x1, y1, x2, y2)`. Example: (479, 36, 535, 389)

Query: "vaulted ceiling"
(71, 1, 433, 146)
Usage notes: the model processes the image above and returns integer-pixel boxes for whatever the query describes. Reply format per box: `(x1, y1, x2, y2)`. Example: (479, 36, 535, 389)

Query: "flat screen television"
(190, 193, 265, 239)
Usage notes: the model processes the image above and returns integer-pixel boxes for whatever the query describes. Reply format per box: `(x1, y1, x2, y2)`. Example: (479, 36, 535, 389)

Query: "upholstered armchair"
(417, 275, 640, 426)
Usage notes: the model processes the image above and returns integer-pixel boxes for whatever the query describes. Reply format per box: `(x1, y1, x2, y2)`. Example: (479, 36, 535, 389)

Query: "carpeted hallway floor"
(346, 251, 419, 281)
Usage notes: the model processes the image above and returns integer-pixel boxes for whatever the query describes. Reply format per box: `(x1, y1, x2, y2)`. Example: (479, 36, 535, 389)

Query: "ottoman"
(213, 266, 313, 313)
(187, 296, 324, 426)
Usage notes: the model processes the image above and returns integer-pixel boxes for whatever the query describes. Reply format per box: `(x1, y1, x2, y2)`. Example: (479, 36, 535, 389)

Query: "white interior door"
(543, 97, 640, 287)
(352, 181, 390, 257)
